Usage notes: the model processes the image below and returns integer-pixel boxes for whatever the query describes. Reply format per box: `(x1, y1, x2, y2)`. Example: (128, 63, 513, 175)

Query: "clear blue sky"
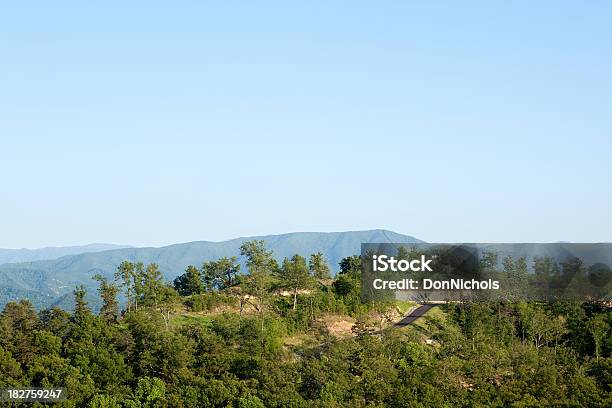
(1, 1, 611, 248)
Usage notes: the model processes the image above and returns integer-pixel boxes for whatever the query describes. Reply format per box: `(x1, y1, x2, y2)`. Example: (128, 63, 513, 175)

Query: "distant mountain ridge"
(0, 243, 131, 265)
(0, 230, 421, 310)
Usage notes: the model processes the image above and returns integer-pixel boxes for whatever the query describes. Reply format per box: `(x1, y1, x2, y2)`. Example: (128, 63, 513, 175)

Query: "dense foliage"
(0, 241, 610, 407)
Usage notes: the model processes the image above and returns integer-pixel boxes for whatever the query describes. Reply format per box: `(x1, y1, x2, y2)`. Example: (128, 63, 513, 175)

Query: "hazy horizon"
(2, 228, 611, 251)
(1, 229, 411, 250)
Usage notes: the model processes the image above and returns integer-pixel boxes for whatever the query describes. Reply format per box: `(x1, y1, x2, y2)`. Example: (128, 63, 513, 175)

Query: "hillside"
(0, 229, 421, 309)
(0, 243, 131, 265)
(1, 268, 610, 407)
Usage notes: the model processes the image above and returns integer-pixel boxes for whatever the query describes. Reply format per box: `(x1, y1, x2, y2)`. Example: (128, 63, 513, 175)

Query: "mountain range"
(0, 243, 131, 265)
(3, 232, 610, 311)
(0, 230, 421, 310)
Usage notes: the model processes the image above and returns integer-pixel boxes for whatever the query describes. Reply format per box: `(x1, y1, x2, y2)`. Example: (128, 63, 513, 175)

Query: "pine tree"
(309, 252, 331, 281)
(73, 284, 90, 323)
(115, 261, 135, 312)
(173, 265, 203, 296)
(93, 274, 119, 322)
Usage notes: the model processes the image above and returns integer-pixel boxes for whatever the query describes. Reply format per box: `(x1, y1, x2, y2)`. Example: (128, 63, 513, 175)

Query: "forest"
(0, 240, 611, 407)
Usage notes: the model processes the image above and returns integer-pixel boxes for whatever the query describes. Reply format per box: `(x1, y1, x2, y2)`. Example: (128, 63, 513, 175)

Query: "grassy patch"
(395, 300, 417, 314)
(172, 314, 213, 329)
(413, 306, 447, 330)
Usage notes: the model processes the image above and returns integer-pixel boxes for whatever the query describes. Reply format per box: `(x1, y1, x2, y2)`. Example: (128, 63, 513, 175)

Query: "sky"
(1, 1, 611, 248)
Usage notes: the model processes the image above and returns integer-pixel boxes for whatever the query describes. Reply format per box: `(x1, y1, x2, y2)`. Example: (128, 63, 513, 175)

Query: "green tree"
(502, 255, 514, 274)
(332, 256, 364, 316)
(67, 285, 95, 347)
(239, 240, 278, 347)
(88, 394, 122, 408)
(128, 376, 167, 408)
(0, 345, 22, 386)
(588, 314, 609, 360)
(115, 261, 136, 312)
(240, 240, 276, 275)
(94, 274, 120, 322)
(32, 329, 61, 356)
(309, 252, 331, 281)
(132, 262, 146, 310)
(173, 265, 203, 296)
(39, 307, 71, 338)
(480, 250, 498, 273)
(502, 255, 521, 300)
(236, 395, 265, 408)
(202, 256, 241, 291)
(280, 254, 314, 311)
(73, 284, 91, 323)
(141, 263, 165, 308)
(239, 240, 277, 312)
(338, 255, 361, 278)
(534, 256, 555, 279)
(0, 300, 39, 364)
